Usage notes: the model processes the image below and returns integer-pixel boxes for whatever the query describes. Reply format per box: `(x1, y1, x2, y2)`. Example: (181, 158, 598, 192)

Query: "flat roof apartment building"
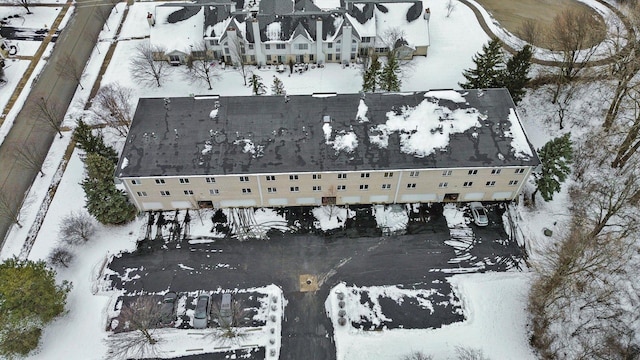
(116, 89, 540, 211)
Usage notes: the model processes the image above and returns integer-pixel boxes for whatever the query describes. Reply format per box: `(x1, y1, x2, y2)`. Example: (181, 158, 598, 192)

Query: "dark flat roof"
(117, 89, 540, 178)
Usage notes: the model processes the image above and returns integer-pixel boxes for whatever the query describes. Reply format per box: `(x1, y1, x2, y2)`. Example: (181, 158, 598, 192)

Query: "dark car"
(193, 294, 210, 329)
(159, 291, 178, 326)
(219, 293, 233, 326)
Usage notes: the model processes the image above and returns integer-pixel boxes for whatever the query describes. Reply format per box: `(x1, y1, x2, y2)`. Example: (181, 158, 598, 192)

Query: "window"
(136, 191, 147, 197)
(491, 169, 502, 175)
(242, 188, 252, 194)
(184, 190, 194, 195)
(515, 168, 525, 174)
(169, 55, 181, 62)
(131, 179, 141, 185)
(267, 187, 277, 193)
(267, 55, 272, 61)
(276, 43, 286, 50)
(327, 54, 333, 61)
(290, 186, 299, 192)
(327, 43, 333, 49)
(191, 50, 206, 58)
(338, 173, 347, 179)
(351, 45, 357, 52)
(463, 181, 473, 187)
(442, 170, 452, 176)
(313, 174, 322, 180)
(289, 175, 299, 180)
(361, 173, 370, 178)
(313, 186, 322, 191)
(240, 176, 249, 182)
(296, 43, 308, 50)
(205, 177, 216, 183)
(384, 172, 393, 178)
(224, 47, 229, 54)
(509, 180, 519, 186)
(362, 37, 373, 43)
(336, 54, 341, 61)
(468, 170, 478, 175)
(179, 178, 190, 184)
(407, 183, 417, 189)
(410, 171, 419, 177)
(160, 190, 171, 196)
(337, 185, 346, 191)
(209, 189, 219, 195)
(382, 184, 391, 190)
(265, 44, 271, 50)
(360, 184, 369, 190)
(438, 182, 448, 188)
(155, 179, 165, 184)
(266, 175, 276, 181)
(209, 39, 219, 46)
(248, 44, 254, 50)
(310, 54, 314, 61)
(486, 181, 496, 187)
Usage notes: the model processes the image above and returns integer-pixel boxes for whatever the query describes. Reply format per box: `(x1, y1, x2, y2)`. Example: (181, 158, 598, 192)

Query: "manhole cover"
(299, 274, 318, 292)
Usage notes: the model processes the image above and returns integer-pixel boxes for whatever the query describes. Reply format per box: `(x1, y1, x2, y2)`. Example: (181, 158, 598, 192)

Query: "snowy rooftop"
(117, 89, 539, 178)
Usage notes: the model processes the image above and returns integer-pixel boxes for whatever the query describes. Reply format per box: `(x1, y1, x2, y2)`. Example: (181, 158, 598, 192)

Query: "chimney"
(316, 17, 324, 64)
(423, 8, 430, 21)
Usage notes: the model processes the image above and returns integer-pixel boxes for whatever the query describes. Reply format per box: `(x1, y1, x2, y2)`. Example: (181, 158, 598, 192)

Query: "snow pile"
(505, 108, 534, 159)
(372, 205, 408, 233)
(201, 141, 213, 155)
(443, 203, 468, 227)
(356, 99, 369, 123)
(209, 109, 218, 119)
(323, 123, 332, 142)
(369, 99, 481, 157)
(332, 131, 358, 153)
(120, 157, 128, 169)
(424, 90, 467, 103)
(312, 206, 355, 231)
(233, 139, 264, 158)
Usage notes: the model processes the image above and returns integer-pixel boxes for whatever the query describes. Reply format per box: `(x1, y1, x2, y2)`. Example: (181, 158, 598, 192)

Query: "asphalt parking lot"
(106, 204, 523, 360)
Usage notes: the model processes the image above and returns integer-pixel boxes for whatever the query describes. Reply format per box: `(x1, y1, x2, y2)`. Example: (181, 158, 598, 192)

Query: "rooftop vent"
(323, 115, 332, 123)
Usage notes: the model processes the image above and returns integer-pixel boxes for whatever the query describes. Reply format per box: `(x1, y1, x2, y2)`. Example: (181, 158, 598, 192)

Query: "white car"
(469, 202, 489, 227)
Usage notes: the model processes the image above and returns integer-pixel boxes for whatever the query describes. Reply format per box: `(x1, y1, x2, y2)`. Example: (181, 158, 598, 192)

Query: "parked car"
(159, 291, 178, 326)
(219, 293, 233, 326)
(469, 202, 489, 226)
(193, 294, 210, 329)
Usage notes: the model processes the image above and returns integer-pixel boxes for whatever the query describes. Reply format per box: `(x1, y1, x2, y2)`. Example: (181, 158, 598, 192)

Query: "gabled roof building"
(149, 0, 430, 66)
(116, 89, 540, 211)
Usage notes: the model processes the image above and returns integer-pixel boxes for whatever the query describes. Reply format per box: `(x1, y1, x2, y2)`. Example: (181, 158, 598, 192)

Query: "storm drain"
(299, 274, 318, 292)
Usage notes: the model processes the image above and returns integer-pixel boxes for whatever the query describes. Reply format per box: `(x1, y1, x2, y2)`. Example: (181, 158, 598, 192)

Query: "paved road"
(0, 0, 112, 244)
(107, 210, 522, 360)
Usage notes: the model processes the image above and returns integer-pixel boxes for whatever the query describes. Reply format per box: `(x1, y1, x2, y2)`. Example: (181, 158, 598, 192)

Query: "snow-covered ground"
(0, 0, 620, 358)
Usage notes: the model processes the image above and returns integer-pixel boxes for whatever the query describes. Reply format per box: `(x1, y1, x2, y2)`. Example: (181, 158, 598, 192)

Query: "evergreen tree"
(0, 257, 71, 358)
(459, 38, 504, 89)
(379, 52, 401, 92)
(362, 55, 381, 92)
(533, 134, 573, 204)
(271, 76, 285, 95)
(501, 45, 533, 104)
(249, 74, 266, 95)
(81, 153, 137, 225)
(73, 119, 118, 164)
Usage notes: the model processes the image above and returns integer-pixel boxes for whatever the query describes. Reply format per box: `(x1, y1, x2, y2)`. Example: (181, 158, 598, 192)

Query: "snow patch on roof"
(322, 123, 332, 142)
(333, 131, 358, 153)
(369, 99, 481, 157)
(209, 109, 218, 119)
(313, 0, 341, 10)
(424, 90, 467, 103)
(356, 99, 369, 123)
(266, 22, 282, 41)
(505, 108, 533, 159)
(234, 139, 264, 158)
(346, 13, 376, 38)
(120, 157, 128, 169)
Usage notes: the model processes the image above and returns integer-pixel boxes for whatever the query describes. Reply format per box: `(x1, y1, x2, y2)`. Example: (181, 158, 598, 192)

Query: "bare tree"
(445, 0, 456, 18)
(14, 0, 38, 14)
(55, 53, 85, 90)
(59, 211, 96, 245)
(516, 19, 541, 46)
(109, 296, 162, 359)
(401, 352, 433, 360)
(455, 347, 490, 360)
(130, 43, 169, 88)
(610, 88, 640, 168)
(545, 8, 605, 103)
(48, 247, 74, 268)
(183, 42, 220, 90)
(30, 95, 64, 138)
(0, 189, 22, 228)
(10, 141, 45, 177)
(90, 83, 134, 137)
(227, 34, 250, 86)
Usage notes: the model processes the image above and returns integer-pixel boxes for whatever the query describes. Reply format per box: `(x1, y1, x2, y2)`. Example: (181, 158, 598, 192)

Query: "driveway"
(106, 206, 523, 360)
